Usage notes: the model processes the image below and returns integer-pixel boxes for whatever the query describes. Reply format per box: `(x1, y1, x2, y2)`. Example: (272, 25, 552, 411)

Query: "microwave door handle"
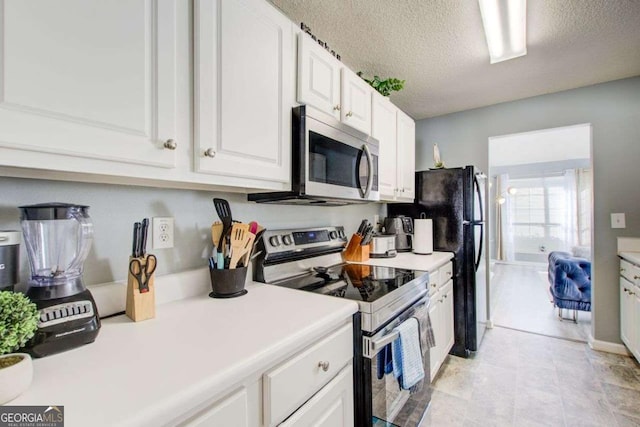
(362, 144, 374, 198)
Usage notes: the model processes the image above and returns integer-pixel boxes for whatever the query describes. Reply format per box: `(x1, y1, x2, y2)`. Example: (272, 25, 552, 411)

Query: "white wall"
(489, 124, 591, 166)
(0, 177, 383, 287)
(416, 76, 640, 344)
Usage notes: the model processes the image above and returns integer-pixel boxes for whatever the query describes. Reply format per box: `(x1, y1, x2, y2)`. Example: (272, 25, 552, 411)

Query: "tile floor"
(419, 326, 640, 427)
(491, 263, 592, 342)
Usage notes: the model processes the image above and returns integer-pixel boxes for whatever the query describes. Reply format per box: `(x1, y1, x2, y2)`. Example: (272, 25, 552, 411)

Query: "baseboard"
(588, 335, 631, 356)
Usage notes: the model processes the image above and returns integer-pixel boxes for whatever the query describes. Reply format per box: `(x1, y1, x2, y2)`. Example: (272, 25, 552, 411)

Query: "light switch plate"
(611, 213, 626, 229)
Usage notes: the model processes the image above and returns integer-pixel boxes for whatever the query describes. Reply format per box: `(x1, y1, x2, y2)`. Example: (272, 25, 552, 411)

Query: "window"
(509, 176, 567, 253)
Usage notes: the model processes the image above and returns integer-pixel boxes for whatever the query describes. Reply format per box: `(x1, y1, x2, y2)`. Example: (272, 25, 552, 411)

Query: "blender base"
(26, 289, 101, 358)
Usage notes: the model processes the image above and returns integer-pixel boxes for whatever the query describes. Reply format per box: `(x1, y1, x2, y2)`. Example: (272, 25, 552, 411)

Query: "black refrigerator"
(388, 166, 488, 357)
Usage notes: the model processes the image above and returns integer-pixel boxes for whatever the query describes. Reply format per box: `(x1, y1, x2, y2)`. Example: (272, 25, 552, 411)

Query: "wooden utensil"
(229, 224, 250, 268)
(211, 222, 223, 248)
(241, 232, 257, 267)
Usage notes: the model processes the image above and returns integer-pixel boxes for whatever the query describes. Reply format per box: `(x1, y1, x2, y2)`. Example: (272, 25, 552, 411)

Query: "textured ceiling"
(270, 0, 640, 119)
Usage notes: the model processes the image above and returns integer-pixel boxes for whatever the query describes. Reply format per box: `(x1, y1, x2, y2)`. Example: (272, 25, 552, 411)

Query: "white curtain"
(576, 168, 592, 247)
(562, 169, 579, 250)
(496, 173, 515, 261)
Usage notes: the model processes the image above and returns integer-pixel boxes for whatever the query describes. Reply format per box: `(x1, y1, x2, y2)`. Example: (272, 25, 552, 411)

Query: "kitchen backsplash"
(0, 177, 385, 287)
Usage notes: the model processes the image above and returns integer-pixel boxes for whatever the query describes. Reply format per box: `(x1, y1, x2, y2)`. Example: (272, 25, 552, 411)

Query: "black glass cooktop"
(274, 264, 427, 303)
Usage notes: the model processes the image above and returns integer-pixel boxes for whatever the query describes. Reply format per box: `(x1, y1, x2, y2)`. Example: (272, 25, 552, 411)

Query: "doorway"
(487, 124, 593, 342)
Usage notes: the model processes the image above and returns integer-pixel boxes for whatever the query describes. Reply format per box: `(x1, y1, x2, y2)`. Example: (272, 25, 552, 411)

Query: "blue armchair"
(548, 251, 591, 322)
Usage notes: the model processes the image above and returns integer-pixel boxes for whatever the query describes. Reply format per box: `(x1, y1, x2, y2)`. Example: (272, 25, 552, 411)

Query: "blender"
(20, 203, 100, 357)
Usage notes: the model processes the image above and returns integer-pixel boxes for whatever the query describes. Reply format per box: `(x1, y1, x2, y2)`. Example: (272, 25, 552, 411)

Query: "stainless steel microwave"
(249, 105, 379, 206)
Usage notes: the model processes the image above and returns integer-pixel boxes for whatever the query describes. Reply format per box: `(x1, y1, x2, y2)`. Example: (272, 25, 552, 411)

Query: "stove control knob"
(329, 231, 338, 239)
(338, 229, 346, 239)
(269, 236, 281, 247)
(282, 235, 293, 245)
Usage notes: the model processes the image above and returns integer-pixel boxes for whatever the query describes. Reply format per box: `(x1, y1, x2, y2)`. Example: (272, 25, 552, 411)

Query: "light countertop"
(10, 281, 358, 427)
(352, 251, 454, 271)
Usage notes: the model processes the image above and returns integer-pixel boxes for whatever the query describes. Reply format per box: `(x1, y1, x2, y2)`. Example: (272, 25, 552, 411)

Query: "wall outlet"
(152, 217, 174, 249)
(611, 213, 626, 229)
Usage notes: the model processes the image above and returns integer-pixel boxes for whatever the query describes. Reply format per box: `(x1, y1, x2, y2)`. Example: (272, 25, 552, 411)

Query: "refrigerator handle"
(475, 222, 484, 272)
(474, 174, 484, 223)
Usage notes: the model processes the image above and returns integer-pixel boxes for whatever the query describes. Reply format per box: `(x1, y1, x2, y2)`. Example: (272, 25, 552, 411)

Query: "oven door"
(304, 115, 379, 202)
(362, 295, 432, 426)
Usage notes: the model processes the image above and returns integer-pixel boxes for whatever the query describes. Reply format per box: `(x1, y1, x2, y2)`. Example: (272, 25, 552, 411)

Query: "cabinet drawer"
(439, 262, 453, 287)
(428, 269, 440, 296)
(280, 364, 354, 427)
(264, 323, 353, 426)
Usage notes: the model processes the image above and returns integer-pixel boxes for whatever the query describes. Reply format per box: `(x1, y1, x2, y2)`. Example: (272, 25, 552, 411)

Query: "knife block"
(342, 234, 370, 262)
(126, 255, 156, 322)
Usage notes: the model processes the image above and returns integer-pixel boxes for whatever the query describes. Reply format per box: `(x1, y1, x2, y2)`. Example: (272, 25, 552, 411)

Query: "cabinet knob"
(346, 111, 353, 117)
(318, 361, 330, 372)
(621, 268, 626, 272)
(430, 283, 437, 288)
(333, 105, 341, 111)
(444, 294, 448, 299)
(204, 148, 216, 158)
(163, 139, 177, 150)
(635, 276, 640, 280)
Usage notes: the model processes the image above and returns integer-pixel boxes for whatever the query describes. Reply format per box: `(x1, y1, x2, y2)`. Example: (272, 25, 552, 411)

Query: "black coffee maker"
(20, 203, 100, 357)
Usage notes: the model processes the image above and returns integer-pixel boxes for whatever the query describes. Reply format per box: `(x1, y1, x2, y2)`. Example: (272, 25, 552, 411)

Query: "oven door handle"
(362, 143, 374, 199)
(365, 330, 399, 356)
(362, 297, 429, 358)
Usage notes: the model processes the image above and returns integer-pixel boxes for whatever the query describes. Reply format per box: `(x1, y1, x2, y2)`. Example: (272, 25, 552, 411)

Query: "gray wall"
(0, 177, 383, 287)
(416, 76, 640, 344)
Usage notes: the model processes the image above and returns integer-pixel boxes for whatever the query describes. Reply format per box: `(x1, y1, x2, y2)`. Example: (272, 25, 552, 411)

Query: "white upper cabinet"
(297, 35, 341, 120)
(396, 110, 416, 202)
(340, 68, 372, 135)
(0, 1, 178, 169)
(195, 0, 294, 183)
(297, 34, 372, 135)
(371, 93, 397, 200)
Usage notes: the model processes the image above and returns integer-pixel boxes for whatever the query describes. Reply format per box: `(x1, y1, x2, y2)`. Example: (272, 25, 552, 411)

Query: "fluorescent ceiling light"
(478, 0, 527, 64)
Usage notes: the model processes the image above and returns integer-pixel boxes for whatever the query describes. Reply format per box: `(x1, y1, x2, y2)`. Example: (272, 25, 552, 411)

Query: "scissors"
(129, 254, 157, 293)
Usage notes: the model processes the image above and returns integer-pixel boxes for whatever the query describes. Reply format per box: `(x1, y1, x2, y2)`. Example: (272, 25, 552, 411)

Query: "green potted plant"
(357, 72, 405, 97)
(0, 290, 39, 404)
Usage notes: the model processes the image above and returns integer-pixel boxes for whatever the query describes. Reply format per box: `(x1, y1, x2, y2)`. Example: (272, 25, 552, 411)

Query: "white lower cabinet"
(429, 260, 455, 382)
(264, 323, 353, 426)
(177, 320, 354, 427)
(182, 387, 251, 427)
(619, 256, 640, 362)
(280, 364, 354, 427)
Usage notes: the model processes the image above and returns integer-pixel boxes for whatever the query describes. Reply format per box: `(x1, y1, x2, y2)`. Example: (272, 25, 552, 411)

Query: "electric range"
(254, 226, 433, 427)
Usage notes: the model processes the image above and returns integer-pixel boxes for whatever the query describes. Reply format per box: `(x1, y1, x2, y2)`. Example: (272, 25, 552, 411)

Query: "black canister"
(0, 231, 21, 291)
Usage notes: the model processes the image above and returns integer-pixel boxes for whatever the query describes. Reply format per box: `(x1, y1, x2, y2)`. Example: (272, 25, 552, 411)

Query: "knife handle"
(140, 218, 149, 256)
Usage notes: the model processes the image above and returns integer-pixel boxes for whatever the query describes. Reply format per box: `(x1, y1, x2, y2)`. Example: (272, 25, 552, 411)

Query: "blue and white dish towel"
(392, 317, 425, 390)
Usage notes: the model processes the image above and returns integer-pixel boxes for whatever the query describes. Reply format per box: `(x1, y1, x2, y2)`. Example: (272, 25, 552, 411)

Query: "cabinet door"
(297, 34, 341, 119)
(183, 388, 249, 427)
(428, 294, 441, 382)
(621, 278, 632, 348)
(442, 280, 455, 354)
(0, 1, 177, 169)
(395, 110, 416, 202)
(340, 68, 372, 135)
(371, 93, 397, 201)
(280, 364, 354, 427)
(634, 291, 640, 360)
(195, 0, 293, 183)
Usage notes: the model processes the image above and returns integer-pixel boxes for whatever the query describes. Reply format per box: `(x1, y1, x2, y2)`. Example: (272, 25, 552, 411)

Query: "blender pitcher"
(20, 203, 93, 299)
(19, 203, 100, 357)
